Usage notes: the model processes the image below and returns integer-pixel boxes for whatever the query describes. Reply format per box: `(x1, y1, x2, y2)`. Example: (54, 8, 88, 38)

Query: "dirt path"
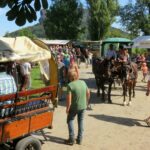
(2, 63, 150, 150)
(38, 63, 150, 150)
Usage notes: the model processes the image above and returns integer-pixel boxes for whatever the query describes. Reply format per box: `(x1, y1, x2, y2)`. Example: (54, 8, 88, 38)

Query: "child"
(146, 73, 150, 96)
(141, 62, 148, 82)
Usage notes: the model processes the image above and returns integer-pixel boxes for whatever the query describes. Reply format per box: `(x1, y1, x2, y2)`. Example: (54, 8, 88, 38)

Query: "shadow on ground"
(33, 131, 65, 145)
(88, 114, 148, 127)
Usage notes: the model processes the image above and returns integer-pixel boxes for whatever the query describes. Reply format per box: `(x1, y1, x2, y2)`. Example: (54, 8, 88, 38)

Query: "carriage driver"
(105, 44, 117, 69)
(105, 44, 117, 60)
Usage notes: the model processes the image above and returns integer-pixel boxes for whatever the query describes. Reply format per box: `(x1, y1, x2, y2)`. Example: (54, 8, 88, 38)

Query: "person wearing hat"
(141, 62, 148, 82)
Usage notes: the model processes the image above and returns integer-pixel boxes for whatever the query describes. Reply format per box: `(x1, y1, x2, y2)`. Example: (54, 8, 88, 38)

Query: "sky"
(0, 0, 132, 36)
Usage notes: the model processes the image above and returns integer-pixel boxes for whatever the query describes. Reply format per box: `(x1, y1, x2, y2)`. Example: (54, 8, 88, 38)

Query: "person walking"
(68, 59, 79, 81)
(82, 48, 90, 68)
(57, 55, 66, 101)
(141, 62, 148, 82)
(75, 47, 82, 68)
(20, 62, 32, 91)
(65, 71, 90, 145)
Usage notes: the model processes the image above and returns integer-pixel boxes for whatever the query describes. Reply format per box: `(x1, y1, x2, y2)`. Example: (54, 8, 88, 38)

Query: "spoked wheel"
(15, 136, 41, 150)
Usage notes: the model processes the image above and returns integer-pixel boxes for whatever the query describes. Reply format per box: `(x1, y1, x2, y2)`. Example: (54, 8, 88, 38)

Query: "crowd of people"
(50, 45, 92, 69)
(0, 43, 150, 146)
(50, 45, 92, 101)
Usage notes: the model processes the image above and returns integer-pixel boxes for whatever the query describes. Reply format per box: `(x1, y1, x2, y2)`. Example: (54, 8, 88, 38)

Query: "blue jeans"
(67, 109, 85, 142)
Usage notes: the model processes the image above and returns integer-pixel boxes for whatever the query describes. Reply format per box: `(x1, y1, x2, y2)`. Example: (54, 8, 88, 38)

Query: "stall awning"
(40, 39, 71, 45)
(0, 36, 51, 62)
(132, 36, 150, 48)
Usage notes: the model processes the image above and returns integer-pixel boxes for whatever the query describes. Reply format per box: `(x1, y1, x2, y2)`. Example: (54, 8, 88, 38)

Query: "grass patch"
(31, 66, 45, 89)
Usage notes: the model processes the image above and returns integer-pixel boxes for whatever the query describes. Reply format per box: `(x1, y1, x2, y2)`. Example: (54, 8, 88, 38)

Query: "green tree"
(119, 0, 150, 37)
(4, 24, 46, 38)
(18, 28, 36, 39)
(43, 0, 83, 39)
(106, 27, 130, 38)
(86, 0, 119, 40)
(0, 0, 48, 26)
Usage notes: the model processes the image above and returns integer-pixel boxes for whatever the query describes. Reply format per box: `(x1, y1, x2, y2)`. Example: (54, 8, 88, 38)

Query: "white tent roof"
(132, 36, 150, 48)
(41, 39, 71, 45)
(0, 36, 51, 62)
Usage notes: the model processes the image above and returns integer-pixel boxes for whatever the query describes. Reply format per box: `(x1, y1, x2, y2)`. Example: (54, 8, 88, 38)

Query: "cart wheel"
(15, 136, 41, 150)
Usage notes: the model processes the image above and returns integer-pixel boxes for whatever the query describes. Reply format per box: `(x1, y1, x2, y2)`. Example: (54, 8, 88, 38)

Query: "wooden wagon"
(0, 37, 58, 150)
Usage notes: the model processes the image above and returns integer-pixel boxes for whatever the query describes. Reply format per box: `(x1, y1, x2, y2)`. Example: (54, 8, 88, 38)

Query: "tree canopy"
(87, 0, 119, 40)
(0, 0, 48, 26)
(43, 0, 83, 39)
(119, 0, 150, 37)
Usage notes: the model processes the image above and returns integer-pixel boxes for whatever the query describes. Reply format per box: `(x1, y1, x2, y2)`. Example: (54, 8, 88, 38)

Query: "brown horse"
(92, 57, 114, 103)
(111, 62, 138, 106)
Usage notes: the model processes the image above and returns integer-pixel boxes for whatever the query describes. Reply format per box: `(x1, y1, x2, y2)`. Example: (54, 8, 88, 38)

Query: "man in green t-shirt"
(65, 71, 90, 145)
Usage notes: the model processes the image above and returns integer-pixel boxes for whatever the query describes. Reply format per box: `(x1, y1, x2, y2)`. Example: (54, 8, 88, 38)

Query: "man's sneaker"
(65, 139, 75, 145)
(146, 91, 149, 96)
(76, 139, 82, 145)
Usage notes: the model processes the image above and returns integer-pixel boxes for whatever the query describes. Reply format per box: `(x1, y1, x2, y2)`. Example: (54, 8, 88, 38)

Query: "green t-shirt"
(67, 80, 88, 111)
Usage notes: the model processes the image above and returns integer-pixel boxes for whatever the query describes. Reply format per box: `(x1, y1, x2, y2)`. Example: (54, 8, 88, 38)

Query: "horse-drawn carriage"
(92, 37, 138, 105)
(0, 37, 58, 150)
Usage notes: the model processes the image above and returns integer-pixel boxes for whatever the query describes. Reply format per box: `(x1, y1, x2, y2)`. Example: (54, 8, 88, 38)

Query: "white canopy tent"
(0, 36, 52, 81)
(40, 39, 71, 45)
(132, 36, 150, 48)
(0, 36, 51, 62)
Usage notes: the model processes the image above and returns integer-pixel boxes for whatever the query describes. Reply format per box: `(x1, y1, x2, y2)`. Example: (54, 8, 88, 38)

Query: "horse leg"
(101, 81, 105, 102)
(97, 86, 100, 97)
(132, 81, 136, 97)
(123, 83, 127, 106)
(108, 79, 113, 104)
(125, 85, 128, 96)
(96, 78, 100, 97)
(113, 80, 116, 89)
(128, 83, 132, 106)
(118, 78, 121, 86)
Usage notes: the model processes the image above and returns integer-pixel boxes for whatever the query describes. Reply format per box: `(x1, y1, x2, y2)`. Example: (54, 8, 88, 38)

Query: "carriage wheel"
(15, 136, 41, 150)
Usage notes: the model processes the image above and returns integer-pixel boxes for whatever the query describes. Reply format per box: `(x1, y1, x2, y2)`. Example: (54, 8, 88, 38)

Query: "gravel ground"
(1, 63, 150, 150)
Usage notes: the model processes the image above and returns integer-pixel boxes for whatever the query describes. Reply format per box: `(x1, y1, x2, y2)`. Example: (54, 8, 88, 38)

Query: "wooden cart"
(0, 37, 59, 150)
(0, 85, 58, 150)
